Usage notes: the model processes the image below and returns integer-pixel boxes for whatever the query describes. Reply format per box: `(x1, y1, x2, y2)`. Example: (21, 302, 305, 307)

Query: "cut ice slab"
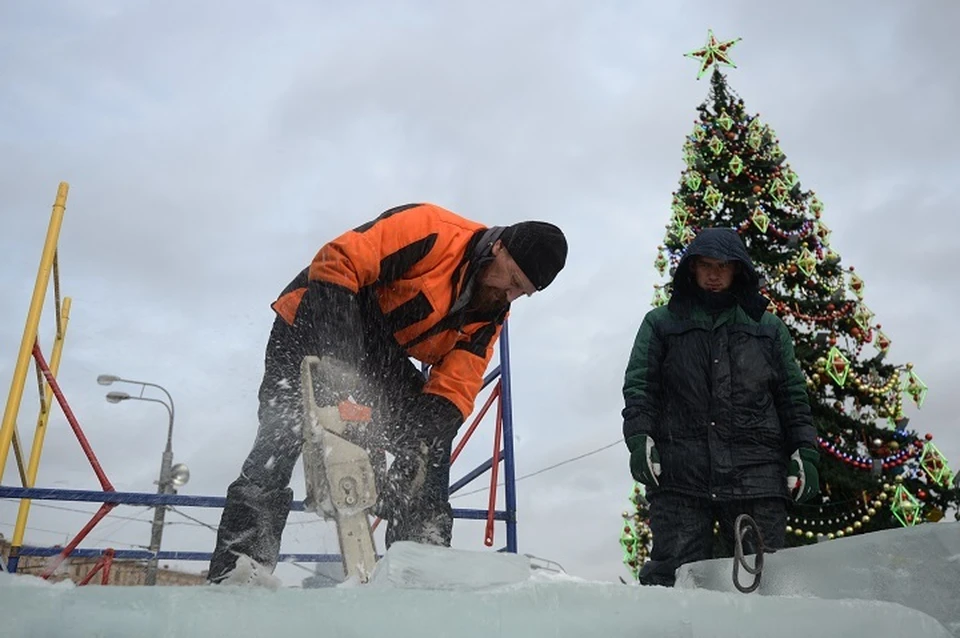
(367, 541, 533, 590)
(0, 542, 954, 638)
(677, 521, 960, 636)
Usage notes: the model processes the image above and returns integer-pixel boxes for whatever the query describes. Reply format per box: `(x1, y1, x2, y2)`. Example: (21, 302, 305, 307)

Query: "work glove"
(787, 447, 820, 503)
(626, 434, 661, 487)
(376, 394, 460, 518)
(392, 393, 463, 448)
(375, 439, 431, 519)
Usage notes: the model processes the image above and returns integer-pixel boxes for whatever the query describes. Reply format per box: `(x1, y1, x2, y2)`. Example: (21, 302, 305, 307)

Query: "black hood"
(668, 227, 768, 321)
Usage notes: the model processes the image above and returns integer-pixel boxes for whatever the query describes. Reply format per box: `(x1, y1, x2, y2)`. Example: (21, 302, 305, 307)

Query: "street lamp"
(99, 374, 188, 586)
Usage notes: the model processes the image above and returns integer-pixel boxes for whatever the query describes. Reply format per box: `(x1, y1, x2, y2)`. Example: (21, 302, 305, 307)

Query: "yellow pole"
(11, 427, 28, 486)
(11, 297, 71, 548)
(0, 182, 69, 483)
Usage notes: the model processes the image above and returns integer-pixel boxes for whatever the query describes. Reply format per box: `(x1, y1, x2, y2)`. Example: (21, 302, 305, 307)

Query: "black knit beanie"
(499, 221, 568, 290)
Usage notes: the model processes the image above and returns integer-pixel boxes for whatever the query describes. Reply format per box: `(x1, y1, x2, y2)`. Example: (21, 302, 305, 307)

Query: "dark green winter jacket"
(622, 228, 816, 501)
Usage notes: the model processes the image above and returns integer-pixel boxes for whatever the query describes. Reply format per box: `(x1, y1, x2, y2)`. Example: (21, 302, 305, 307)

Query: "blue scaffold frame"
(1, 322, 518, 575)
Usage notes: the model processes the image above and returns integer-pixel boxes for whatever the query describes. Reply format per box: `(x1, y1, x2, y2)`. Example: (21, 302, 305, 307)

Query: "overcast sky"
(2, 0, 958, 586)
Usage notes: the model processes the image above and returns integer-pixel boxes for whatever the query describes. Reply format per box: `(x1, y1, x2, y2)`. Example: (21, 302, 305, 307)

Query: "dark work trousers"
(207, 316, 455, 583)
(638, 492, 787, 587)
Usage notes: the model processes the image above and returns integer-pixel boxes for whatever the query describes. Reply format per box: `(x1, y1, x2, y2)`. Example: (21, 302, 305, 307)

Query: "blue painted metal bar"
(1, 318, 522, 573)
(498, 320, 519, 552)
(481, 366, 501, 391)
(0, 486, 505, 521)
(448, 456, 494, 495)
(454, 508, 507, 521)
(14, 547, 347, 563)
(0, 487, 228, 507)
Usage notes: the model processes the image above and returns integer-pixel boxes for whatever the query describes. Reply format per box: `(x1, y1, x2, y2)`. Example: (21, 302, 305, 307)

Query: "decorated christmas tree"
(621, 30, 960, 576)
(620, 483, 653, 581)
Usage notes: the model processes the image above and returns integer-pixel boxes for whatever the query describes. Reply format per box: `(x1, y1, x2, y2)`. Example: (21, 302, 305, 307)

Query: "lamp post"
(99, 375, 189, 586)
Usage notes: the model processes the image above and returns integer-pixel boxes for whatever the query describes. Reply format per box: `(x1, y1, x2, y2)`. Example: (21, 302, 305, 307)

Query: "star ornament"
(685, 29, 742, 80)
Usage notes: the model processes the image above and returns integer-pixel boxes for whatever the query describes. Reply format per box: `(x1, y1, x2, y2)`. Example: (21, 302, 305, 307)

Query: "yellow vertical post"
(11, 427, 28, 486)
(11, 297, 72, 548)
(0, 182, 69, 483)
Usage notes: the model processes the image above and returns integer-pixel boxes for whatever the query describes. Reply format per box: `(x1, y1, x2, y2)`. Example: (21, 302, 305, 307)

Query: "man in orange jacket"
(208, 203, 567, 585)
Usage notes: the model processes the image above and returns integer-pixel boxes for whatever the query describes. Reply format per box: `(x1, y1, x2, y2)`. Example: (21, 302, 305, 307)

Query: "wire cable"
(450, 438, 624, 499)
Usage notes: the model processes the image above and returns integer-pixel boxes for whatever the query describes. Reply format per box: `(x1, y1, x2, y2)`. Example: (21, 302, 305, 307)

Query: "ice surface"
(369, 541, 533, 590)
(677, 520, 960, 636)
(1, 536, 954, 638)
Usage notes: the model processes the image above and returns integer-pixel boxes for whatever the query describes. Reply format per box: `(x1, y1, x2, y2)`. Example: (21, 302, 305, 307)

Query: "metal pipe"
(11, 297, 72, 552)
(0, 182, 69, 483)
(499, 320, 519, 552)
(104, 391, 174, 586)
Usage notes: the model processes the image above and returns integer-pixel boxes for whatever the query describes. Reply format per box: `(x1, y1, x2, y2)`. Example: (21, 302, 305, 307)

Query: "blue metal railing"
(1, 320, 519, 573)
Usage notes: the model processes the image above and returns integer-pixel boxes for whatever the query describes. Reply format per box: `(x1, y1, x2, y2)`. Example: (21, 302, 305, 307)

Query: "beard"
(467, 284, 509, 312)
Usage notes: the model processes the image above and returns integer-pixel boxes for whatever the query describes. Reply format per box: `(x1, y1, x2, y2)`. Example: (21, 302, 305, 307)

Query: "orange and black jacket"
(271, 203, 507, 422)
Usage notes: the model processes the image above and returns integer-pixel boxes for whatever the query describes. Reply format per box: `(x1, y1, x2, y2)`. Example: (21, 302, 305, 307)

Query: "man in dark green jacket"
(622, 227, 820, 587)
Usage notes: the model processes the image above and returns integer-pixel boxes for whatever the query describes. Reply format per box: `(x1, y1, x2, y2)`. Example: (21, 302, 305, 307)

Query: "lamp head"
(170, 463, 190, 488)
(97, 374, 121, 386)
(105, 391, 131, 404)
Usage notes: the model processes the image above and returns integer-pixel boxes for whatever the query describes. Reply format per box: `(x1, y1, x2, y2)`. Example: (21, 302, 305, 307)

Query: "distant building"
(0, 535, 208, 586)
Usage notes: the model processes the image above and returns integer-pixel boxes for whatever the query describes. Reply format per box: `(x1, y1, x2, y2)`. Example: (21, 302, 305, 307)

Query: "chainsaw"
(299, 355, 379, 583)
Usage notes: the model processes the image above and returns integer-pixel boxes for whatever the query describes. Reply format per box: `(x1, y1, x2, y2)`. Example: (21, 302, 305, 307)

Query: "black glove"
(374, 393, 461, 519)
(388, 393, 463, 449)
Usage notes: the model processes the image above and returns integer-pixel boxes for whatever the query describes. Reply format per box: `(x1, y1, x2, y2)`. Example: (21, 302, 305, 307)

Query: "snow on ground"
(2, 524, 958, 637)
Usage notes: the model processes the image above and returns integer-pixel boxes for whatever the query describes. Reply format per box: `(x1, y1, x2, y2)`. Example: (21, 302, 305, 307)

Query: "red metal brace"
(484, 388, 504, 547)
(78, 548, 115, 586)
(31, 342, 118, 579)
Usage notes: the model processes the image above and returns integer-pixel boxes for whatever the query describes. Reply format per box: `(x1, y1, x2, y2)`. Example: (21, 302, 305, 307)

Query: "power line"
(0, 520, 150, 551)
(8, 501, 154, 524)
(450, 438, 624, 499)
(167, 506, 219, 533)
